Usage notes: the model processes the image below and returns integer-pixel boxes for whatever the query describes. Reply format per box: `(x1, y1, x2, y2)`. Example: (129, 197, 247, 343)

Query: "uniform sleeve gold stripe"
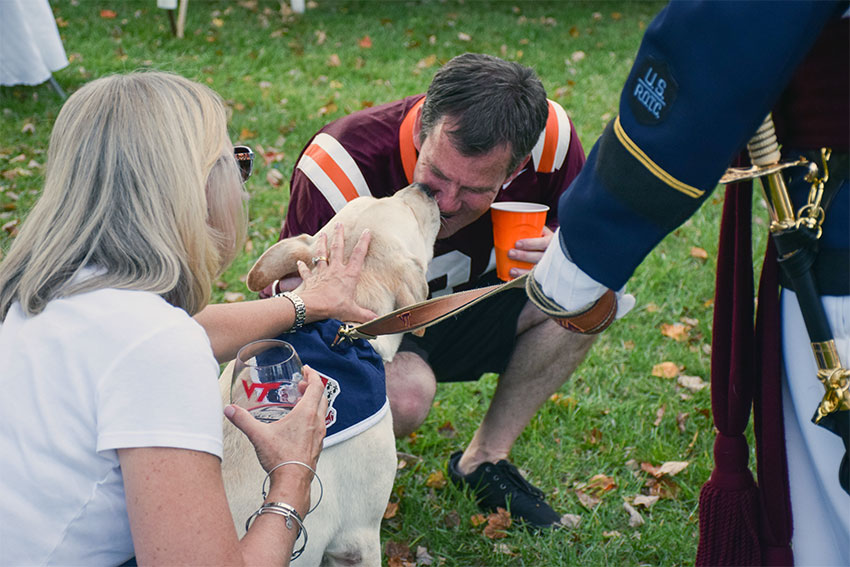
(614, 116, 704, 199)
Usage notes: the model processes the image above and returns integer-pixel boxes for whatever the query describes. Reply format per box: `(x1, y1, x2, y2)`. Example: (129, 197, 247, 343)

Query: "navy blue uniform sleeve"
(558, 0, 844, 290)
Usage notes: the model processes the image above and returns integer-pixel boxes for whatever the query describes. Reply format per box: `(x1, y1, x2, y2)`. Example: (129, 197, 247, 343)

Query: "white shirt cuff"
(533, 228, 608, 311)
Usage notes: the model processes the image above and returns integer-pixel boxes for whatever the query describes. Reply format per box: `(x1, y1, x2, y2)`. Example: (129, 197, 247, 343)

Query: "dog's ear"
(246, 235, 314, 292)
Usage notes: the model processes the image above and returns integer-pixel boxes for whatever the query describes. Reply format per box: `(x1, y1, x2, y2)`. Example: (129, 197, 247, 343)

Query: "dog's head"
(246, 183, 440, 319)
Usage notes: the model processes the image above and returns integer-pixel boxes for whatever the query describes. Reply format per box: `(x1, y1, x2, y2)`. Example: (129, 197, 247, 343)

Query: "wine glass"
(231, 339, 304, 423)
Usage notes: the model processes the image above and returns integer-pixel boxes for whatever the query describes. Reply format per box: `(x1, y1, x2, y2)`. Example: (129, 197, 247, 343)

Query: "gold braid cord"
(525, 272, 617, 334)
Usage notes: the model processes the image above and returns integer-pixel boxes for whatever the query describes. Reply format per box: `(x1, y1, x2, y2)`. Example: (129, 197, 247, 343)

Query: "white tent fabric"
(0, 0, 68, 87)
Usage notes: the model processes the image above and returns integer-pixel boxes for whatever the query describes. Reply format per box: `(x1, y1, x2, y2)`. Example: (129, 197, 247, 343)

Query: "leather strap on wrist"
(525, 271, 617, 334)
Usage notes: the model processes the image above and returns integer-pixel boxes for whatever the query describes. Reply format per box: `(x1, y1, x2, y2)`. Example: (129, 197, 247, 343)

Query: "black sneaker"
(447, 451, 562, 529)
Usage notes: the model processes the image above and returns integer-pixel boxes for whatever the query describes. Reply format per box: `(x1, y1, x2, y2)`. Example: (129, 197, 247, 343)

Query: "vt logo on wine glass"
(231, 339, 304, 423)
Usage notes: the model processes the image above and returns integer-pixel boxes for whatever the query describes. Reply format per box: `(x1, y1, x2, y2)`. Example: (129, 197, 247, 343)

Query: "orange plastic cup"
(490, 201, 549, 281)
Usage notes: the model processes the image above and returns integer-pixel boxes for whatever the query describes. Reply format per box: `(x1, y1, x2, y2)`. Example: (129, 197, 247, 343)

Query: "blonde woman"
(0, 72, 376, 566)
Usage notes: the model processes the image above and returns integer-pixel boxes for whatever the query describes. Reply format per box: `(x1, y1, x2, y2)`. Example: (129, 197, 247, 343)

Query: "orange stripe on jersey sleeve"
(399, 97, 426, 185)
(537, 101, 559, 173)
(302, 144, 360, 203)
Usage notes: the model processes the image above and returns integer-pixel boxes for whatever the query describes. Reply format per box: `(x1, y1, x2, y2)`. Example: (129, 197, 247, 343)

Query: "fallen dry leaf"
(470, 513, 487, 527)
(585, 427, 602, 445)
(415, 546, 434, 565)
(385, 541, 414, 567)
(383, 501, 399, 519)
(100, 9, 117, 19)
(570, 50, 586, 63)
(642, 461, 689, 478)
(624, 501, 644, 527)
(586, 474, 617, 495)
(358, 35, 372, 48)
(690, 246, 709, 260)
(239, 128, 256, 140)
(317, 101, 338, 116)
(575, 489, 600, 509)
(482, 508, 511, 539)
(658, 461, 689, 476)
(21, 123, 35, 135)
(647, 476, 681, 499)
(633, 494, 659, 508)
(550, 392, 578, 409)
(259, 147, 286, 166)
(443, 510, 461, 529)
(493, 542, 517, 556)
(266, 169, 284, 187)
(653, 405, 665, 427)
(661, 322, 691, 341)
(2, 219, 20, 237)
(676, 412, 689, 432)
(327, 53, 341, 67)
(416, 54, 438, 69)
(396, 451, 421, 469)
(677, 374, 707, 392)
(603, 530, 622, 538)
(646, 302, 660, 312)
(223, 291, 245, 303)
(560, 513, 582, 528)
(651, 361, 680, 378)
(425, 470, 446, 489)
(437, 420, 456, 438)
(457, 32, 472, 41)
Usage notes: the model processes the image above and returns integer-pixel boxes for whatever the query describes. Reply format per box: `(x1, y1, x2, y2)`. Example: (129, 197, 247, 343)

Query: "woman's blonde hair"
(0, 71, 246, 319)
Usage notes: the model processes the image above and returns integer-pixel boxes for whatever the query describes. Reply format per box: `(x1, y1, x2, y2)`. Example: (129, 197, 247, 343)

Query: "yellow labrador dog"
(221, 183, 439, 566)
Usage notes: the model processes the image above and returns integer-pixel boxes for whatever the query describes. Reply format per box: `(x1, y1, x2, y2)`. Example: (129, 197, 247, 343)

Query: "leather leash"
(332, 274, 529, 345)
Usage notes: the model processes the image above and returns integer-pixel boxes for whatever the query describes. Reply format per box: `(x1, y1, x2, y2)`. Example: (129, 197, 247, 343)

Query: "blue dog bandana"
(273, 319, 388, 448)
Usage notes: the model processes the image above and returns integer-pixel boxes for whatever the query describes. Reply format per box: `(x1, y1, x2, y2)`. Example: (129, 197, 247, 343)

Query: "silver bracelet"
(244, 501, 307, 560)
(273, 285, 306, 332)
(262, 460, 323, 515)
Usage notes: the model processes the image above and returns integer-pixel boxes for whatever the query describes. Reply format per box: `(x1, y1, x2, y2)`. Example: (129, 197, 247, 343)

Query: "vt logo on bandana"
(630, 56, 678, 125)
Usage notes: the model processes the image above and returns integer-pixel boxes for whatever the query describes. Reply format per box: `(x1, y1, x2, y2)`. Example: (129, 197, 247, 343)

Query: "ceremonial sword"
(721, 113, 849, 491)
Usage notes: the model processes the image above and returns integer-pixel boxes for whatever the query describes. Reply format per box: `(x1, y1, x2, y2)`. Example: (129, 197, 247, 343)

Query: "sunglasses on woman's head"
(234, 145, 254, 182)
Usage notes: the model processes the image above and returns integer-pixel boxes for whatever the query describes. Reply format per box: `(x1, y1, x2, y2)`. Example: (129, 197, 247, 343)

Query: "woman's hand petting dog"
(224, 365, 329, 515)
(297, 223, 378, 324)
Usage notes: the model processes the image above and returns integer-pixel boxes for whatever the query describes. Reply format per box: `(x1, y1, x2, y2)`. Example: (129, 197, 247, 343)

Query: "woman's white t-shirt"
(0, 287, 222, 566)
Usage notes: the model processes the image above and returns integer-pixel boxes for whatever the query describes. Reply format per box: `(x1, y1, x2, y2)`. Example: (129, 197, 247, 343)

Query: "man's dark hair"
(420, 53, 549, 174)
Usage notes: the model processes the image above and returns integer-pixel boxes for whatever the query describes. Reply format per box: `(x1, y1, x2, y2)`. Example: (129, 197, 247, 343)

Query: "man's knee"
(385, 352, 437, 437)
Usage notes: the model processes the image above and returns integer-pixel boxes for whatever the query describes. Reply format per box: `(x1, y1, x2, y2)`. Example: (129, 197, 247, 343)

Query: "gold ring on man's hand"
(311, 256, 329, 265)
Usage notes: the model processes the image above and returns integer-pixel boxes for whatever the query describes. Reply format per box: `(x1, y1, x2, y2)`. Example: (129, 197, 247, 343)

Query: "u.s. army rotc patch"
(629, 56, 678, 125)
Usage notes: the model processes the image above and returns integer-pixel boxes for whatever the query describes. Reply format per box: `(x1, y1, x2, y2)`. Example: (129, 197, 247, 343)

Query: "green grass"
(1, 1, 772, 565)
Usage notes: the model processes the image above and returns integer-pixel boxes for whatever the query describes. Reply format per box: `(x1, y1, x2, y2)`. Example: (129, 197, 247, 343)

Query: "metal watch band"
(275, 290, 306, 331)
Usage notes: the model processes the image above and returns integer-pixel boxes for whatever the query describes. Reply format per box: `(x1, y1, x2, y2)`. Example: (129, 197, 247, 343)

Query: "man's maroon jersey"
(282, 94, 585, 296)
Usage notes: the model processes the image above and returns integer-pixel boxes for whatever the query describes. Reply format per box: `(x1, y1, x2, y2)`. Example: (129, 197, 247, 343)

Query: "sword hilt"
(746, 114, 782, 166)
(746, 114, 797, 230)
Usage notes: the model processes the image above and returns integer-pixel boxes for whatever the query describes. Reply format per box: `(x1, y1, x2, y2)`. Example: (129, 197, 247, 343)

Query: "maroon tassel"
(696, 175, 763, 565)
(696, 434, 761, 566)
